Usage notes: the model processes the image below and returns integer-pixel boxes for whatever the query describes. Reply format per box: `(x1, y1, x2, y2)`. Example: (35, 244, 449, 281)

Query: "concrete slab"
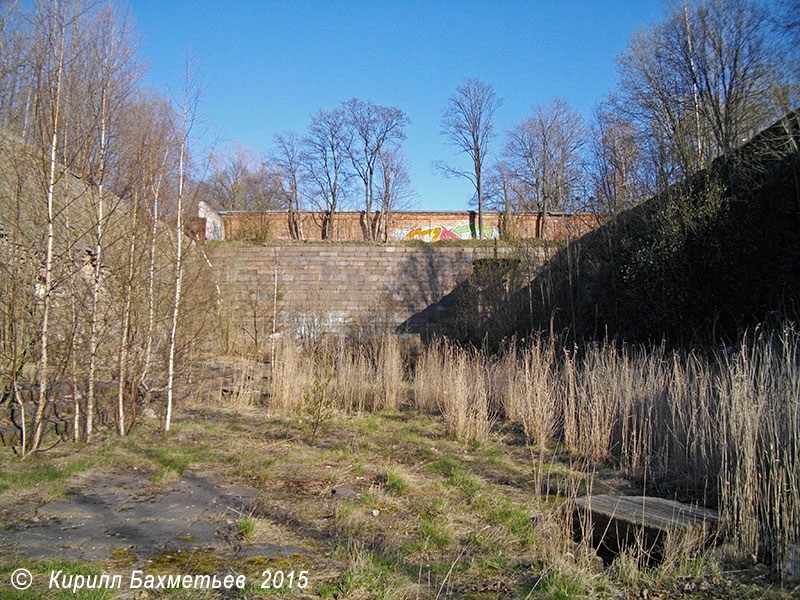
(571, 494, 719, 563)
(38, 492, 127, 518)
(0, 473, 296, 565)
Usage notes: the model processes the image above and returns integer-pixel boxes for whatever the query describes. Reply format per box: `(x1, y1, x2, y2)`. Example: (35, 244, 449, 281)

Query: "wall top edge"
(215, 210, 596, 217)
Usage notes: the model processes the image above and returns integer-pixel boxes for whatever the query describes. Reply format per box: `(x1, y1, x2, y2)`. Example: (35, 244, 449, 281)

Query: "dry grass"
(269, 337, 308, 412)
(187, 323, 800, 584)
(493, 338, 558, 454)
(3, 378, 797, 598)
(267, 327, 798, 581)
(413, 342, 490, 443)
(270, 336, 407, 415)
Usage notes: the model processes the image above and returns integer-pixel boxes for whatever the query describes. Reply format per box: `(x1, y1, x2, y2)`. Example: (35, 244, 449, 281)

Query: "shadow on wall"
(392, 245, 468, 340)
(398, 285, 465, 341)
(396, 247, 547, 344)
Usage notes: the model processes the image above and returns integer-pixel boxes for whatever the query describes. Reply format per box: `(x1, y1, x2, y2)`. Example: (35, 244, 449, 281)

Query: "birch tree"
(164, 56, 200, 433)
(85, 3, 138, 441)
(29, 0, 67, 452)
(113, 96, 170, 437)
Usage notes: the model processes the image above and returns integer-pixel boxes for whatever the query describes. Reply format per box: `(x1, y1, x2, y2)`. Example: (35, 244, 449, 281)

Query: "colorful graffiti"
(398, 222, 498, 242)
(402, 226, 459, 241)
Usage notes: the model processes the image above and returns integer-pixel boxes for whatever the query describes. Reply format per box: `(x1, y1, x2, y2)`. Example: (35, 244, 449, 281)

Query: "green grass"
(1, 399, 794, 600)
(146, 444, 209, 475)
(237, 515, 256, 539)
(319, 546, 404, 599)
(0, 456, 95, 494)
(379, 467, 408, 495)
(535, 570, 590, 600)
(416, 498, 452, 551)
(479, 496, 531, 536)
(430, 458, 483, 500)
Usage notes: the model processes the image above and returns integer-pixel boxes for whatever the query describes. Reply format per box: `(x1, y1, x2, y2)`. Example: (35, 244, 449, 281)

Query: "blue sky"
(128, 0, 665, 211)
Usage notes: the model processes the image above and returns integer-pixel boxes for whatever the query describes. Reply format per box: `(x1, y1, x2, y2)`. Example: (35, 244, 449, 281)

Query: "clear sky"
(127, 0, 665, 211)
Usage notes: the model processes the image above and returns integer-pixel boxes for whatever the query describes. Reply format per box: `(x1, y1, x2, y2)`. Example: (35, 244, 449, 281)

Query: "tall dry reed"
(374, 336, 404, 412)
(493, 329, 798, 580)
(268, 327, 799, 579)
(413, 342, 490, 443)
(333, 344, 374, 412)
(493, 338, 558, 453)
(715, 328, 800, 580)
(269, 338, 310, 412)
(271, 335, 406, 414)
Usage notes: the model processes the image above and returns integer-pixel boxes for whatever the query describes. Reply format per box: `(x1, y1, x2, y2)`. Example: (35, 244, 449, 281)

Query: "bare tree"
(503, 98, 585, 238)
(778, 0, 800, 45)
(29, 0, 67, 452)
(140, 97, 173, 396)
(376, 144, 414, 241)
(486, 160, 518, 239)
(0, 1, 30, 131)
(273, 129, 305, 240)
(588, 102, 645, 215)
(113, 93, 172, 439)
(303, 107, 349, 240)
(0, 139, 42, 455)
(0, 1, 216, 451)
(206, 143, 252, 210)
(206, 142, 282, 211)
(164, 55, 201, 434)
(343, 98, 408, 240)
(616, 0, 789, 187)
(84, 2, 139, 441)
(436, 78, 502, 239)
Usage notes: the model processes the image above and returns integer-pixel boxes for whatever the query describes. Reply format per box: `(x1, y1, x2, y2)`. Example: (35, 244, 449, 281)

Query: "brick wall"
(209, 243, 548, 339)
(218, 211, 598, 242)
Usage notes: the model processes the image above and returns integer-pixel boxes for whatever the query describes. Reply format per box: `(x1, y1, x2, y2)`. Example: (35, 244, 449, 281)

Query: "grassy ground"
(1, 399, 795, 599)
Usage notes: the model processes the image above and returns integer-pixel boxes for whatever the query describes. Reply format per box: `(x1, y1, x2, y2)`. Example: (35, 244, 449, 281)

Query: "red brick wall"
(219, 211, 598, 242)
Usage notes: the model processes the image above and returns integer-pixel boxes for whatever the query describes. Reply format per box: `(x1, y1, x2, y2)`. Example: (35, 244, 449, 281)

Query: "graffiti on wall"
(397, 222, 499, 242)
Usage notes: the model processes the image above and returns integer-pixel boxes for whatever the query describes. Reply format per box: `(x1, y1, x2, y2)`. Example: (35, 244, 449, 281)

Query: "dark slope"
(493, 110, 800, 346)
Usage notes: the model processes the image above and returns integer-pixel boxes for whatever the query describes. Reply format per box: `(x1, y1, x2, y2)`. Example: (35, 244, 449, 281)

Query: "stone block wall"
(209, 243, 546, 340)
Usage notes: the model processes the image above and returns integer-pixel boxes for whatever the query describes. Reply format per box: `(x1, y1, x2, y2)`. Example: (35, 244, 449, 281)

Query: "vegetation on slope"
(470, 111, 800, 347)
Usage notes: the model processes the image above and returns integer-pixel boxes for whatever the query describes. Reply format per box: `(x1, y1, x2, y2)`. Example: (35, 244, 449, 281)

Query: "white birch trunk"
(141, 151, 167, 387)
(85, 89, 107, 443)
(116, 190, 139, 436)
(29, 15, 65, 453)
(164, 65, 191, 433)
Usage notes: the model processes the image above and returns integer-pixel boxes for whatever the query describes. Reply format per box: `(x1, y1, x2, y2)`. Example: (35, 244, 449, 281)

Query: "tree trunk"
(30, 15, 65, 453)
(141, 149, 167, 389)
(116, 190, 139, 436)
(85, 92, 107, 444)
(165, 59, 193, 433)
